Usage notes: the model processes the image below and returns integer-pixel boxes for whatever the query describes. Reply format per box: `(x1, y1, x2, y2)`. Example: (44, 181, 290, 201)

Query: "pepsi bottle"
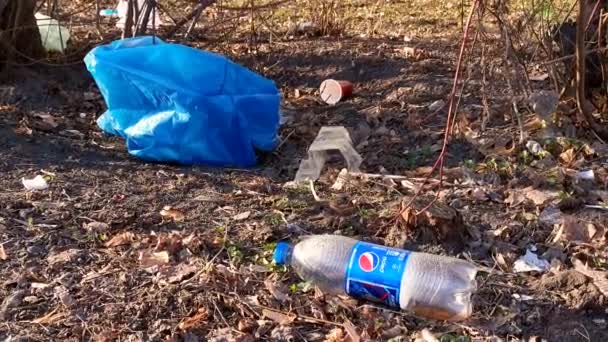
(273, 234, 477, 321)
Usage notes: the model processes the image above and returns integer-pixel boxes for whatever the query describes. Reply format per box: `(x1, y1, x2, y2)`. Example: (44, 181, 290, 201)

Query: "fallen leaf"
(47, 249, 83, 265)
(262, 309, 295, 325)
(233, 211, 251, 221)
(343, 319, 360, 342)
(529, 73, 549, 81)
(573, 259, 608, 297)
(264, 278, 289, 302)
(508, 186, 559, 206)
(561, 215, 593, 242)
(14, 125, 33, 136)
(0, 290, 25, 320)
(34, 113, 59, 130)
(31, 308, 66, 324)
(104, 232, 135, 248)
(505, 189, 526, 207)
(331, 168, 349, 191)
(559, 148, 577, 167)
(167, 264, 197, 283)
(471, 188, 488, 201)
(155, 233, 184, 255)
(160, 206, 185, 222)
(325, 328, 346, 342)
(237, 318, 258, 333)
(178, 307, 209, 330)
(0, 244, 6, 260)
(84, 221, 110, 232)
(139, 250, 170, 267)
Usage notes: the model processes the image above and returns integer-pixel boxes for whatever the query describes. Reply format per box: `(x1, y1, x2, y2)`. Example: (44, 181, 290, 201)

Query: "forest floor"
(1, 1, 607, 341)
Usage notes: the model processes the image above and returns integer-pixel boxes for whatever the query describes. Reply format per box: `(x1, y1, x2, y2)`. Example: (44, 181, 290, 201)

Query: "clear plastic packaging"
(294, 126, 362, 182)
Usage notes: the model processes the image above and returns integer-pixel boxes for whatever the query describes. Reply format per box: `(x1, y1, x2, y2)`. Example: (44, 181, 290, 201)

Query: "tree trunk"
(0, 0, 45, 68)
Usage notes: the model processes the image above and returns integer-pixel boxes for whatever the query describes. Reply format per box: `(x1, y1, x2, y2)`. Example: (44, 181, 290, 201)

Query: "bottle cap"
(273, 242, 291, 265)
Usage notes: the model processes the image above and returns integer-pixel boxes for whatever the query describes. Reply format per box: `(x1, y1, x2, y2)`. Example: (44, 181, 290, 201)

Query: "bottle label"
(345, 241, 410, 308)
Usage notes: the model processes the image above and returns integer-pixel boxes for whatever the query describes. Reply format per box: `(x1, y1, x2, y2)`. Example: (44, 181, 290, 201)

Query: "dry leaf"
(31, 308, 66, 324)
(160, 206, 185, 222)
(14, 125, 33, 136)
(139, 250, 170, 267)
(167, 264, 197, 283)
(262, 309, 296, 325)
(559, 148, 577, 167)
(155, 233, 184, 255)
(529, 73, 549, 81)
(505, 189, 526, 207)
(34, 113, 59, 129)
(325, 328, 346, 342)
(331, 168, 349, 191)
(233, 211, 251, 221)
(84, 221, 110, 232)
(0, 244, 7, 261)
(104, 232, 135, 248)
(573, 259, 608, 297)
(264, 278, 289, 302)
(471, 188, 488, 201)
(178, 307, 209, 330)
(561, 215, 593, 242)
(343, 319, 361, 342)
(237, 318, 258, 333)
(508, 186, 559, 206)
(47, 249, 82, 265)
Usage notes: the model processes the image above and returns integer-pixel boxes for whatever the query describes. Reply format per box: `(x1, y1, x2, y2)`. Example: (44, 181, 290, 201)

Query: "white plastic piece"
(526, 140, 545, 156)
(35, 13, 70, 53)
(294, 126, 362, 182)
(22, 175, 49, 191)
(513, 249, 549, 273)
(575, 169, 595, 181)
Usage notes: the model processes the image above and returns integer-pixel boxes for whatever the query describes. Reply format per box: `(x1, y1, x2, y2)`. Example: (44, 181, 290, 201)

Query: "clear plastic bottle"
(273, 234, 478, 321)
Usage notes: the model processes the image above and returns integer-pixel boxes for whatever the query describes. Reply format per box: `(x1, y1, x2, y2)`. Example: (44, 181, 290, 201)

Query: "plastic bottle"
(273, 234, 478, 321)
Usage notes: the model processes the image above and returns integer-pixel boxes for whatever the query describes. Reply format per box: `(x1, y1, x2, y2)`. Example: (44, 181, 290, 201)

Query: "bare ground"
(1, 4, 608, 341)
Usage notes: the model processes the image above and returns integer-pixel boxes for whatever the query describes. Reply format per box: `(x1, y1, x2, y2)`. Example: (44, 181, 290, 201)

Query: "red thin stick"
(402, 0, 479, 214)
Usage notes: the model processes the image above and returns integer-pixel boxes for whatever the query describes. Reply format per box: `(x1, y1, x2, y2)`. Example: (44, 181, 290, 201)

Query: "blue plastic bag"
(84, 36, 281, 167)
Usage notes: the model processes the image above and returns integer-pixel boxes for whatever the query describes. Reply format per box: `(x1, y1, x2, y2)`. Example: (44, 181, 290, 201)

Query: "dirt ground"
(1, 1, 608, 341)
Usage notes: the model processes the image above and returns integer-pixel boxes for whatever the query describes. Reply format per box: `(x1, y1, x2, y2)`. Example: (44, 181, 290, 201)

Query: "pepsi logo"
(358, 252, 379, 272)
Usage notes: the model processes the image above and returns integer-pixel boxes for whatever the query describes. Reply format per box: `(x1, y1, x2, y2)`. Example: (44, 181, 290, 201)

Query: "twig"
(122, 0, 134, 38)
(166, 0, 217, 38)
(400, 0, 480, 215)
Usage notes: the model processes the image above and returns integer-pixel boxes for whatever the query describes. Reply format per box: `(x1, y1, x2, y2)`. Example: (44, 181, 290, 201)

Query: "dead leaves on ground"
(262, 309, 296, 325)
(178, 307, 210, 330)
(31, 307, 66, 324)
(574, 259, 608, 297)
(505, 186, 559, 207)
(104, 232, 136, 247)
(160, 206, 186, 222)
